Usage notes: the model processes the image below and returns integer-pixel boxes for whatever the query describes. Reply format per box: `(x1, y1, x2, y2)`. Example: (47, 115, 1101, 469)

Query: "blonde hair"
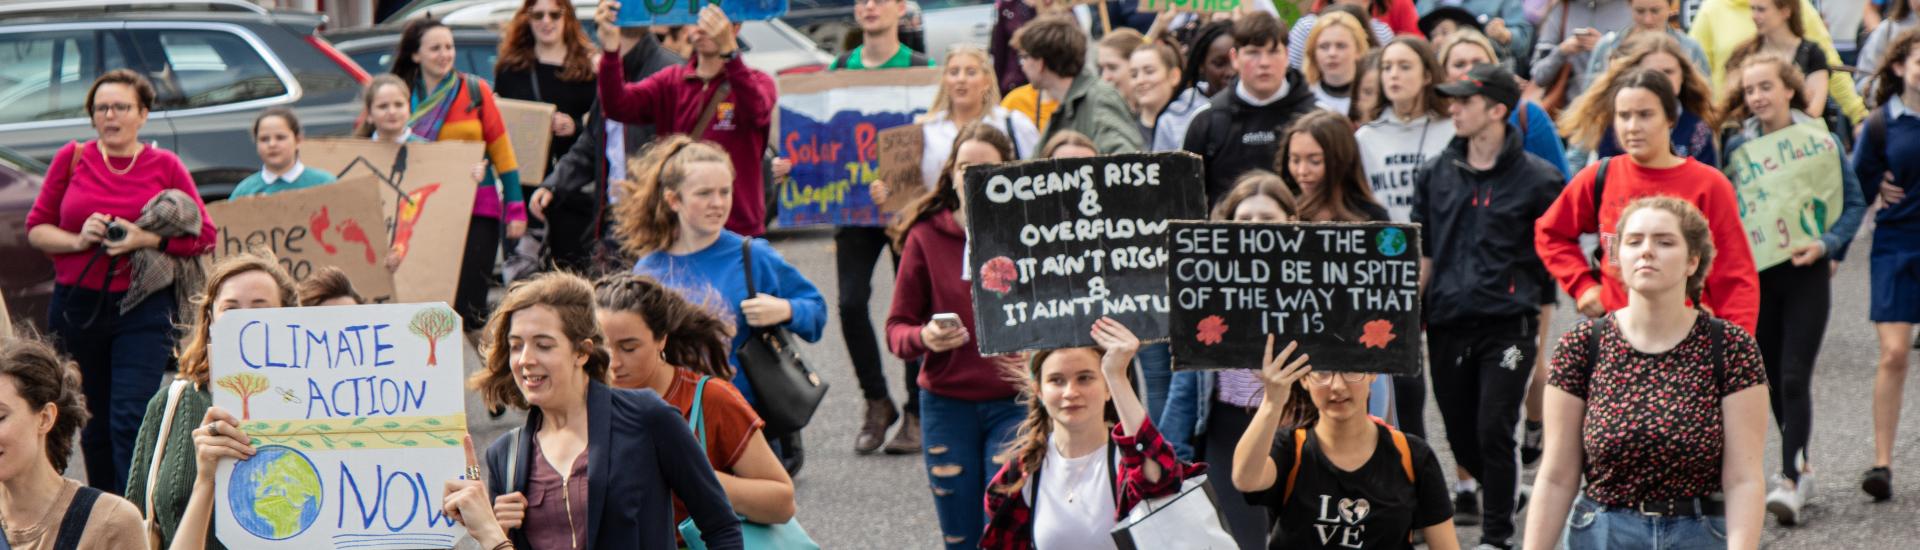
(1559, 33, 1717, 150)
(1437, 28, 1499, 70)
(613, 136, 734, 257)
(1304, 11, 1372, 86)
(177, 254, 300, 386)
(925, 45, 1004, 123)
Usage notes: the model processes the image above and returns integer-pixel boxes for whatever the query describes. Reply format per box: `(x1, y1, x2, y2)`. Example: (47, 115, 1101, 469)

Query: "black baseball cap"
(1416, 6, 1484, 38)
(1436, 63, 1520, 111)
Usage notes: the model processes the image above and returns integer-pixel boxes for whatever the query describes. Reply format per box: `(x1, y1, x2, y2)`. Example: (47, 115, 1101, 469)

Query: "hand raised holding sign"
(596, 1, 623, 52)
(444, 435, 512, 548)
(1258, 335, 1311, 411)
(192, 406, 255, 481)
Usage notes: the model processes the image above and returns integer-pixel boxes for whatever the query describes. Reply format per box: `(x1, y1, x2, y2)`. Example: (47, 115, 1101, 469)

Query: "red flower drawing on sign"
(1359, 319, 1397, 349)
(1196, 315, 1228, 346)
(980, 256, 1017, 295)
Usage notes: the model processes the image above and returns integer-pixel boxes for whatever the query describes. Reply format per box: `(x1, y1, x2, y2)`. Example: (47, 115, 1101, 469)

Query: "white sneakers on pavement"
(1766, 471, 1814, 526)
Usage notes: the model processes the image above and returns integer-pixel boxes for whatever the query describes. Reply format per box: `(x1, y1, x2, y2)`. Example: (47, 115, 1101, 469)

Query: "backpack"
(1280, 416, 1415, 502)
(1583, 314, 1729, 391)
(831, 48, 932, 70)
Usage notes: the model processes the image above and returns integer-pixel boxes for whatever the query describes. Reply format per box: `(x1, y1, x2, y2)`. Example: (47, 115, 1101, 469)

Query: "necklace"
(1054, 441, 1104, 504)
(96, 140, 141, 175)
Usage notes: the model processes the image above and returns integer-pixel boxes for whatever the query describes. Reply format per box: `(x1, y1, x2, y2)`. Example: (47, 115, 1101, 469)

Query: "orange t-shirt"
(663, 367, 764, 525)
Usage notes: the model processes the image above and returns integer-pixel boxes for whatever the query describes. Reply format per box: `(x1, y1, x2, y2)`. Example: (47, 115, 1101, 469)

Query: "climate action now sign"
(1168, 221, 1422, 374)
(963, 152, 1206, 355)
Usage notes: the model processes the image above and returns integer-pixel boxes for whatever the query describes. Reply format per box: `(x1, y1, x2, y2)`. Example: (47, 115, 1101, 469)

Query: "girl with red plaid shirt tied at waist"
(980, 318, 1201, 550)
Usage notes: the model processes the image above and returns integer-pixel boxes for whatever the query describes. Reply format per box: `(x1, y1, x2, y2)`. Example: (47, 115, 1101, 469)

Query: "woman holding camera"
(26, 69, 215, 495)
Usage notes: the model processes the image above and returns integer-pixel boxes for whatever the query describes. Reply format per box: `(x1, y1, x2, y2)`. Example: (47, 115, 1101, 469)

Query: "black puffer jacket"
(1180, 69, 1319, 206)
(1410, 125, 1563, 327)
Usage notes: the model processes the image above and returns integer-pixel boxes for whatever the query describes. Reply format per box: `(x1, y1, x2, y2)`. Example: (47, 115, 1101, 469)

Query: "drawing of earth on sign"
(226, 445, 323, 540)
(1376, 227, 1408, 257)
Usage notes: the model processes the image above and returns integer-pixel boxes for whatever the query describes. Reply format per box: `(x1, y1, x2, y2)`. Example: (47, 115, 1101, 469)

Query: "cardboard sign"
(210, 303, 469, 550)
(1167, 221, 1423, 374)
(876, 124, 926, 211)
(300, 139, 483, 307)
(495, 97, 557, 181)
(207, 177, 397, 303)
(617, 0, 787, 26)
(1138, 0, 1242, 12)
(963, 152, 1207, 355)
(1724, 120, 1846, 271)
(776, 68, 940, 227)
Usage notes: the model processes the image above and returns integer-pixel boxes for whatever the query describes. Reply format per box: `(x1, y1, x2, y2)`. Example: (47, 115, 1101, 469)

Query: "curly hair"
(1614, 196, 1716, 305)
(1718, 52, 1808, 130)
(1, 336, 91, 474)
(495, 0, 598, 82)
(592, 274, 736, 381)
(1871, 27, 1920, 107)
(470, 272, 610, 411)
(1559, 33, 1716, 150)
(177, 254, 300, 387)
(613, 136, 733, 257)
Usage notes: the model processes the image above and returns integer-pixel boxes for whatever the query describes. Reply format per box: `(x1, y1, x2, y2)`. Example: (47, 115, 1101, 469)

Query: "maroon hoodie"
(886, 209, 1020, 401)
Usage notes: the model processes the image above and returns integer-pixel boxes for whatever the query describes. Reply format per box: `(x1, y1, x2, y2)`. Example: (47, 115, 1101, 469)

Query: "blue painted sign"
(775, 68, 940, 227)
(616, 0, 788, 26)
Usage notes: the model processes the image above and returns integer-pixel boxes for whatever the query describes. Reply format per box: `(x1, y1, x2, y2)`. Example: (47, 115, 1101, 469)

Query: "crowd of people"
(6, 0, 1920, 547)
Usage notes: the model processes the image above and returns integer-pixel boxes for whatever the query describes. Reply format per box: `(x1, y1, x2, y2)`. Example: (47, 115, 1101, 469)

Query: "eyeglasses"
(527, 10, 564, 21)
(91, 103, 136, 116)
(1305, 371, 1369, 387)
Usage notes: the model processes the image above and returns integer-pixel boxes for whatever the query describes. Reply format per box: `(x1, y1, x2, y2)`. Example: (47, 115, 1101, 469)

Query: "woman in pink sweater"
(885, 123, 1021, 549)
(24, 70, 216, 494)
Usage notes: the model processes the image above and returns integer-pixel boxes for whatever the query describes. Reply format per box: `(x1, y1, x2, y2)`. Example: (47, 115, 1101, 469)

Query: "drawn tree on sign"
(410, 307, 459, 365)
(216, 373, 271, 420)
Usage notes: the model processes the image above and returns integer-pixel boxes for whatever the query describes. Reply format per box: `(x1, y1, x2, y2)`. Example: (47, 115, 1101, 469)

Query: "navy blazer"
(484, 382, 742, 550)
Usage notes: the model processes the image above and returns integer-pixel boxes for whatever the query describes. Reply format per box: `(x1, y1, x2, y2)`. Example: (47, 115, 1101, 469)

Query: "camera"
(104, 221, 127, 243)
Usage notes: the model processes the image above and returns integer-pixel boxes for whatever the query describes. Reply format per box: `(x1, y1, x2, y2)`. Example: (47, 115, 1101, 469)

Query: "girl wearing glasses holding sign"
(1231, 336, 1459, 550)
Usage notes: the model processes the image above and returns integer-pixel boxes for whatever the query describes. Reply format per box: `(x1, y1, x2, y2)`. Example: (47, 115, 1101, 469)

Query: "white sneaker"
(1766, 477, 1805, 526)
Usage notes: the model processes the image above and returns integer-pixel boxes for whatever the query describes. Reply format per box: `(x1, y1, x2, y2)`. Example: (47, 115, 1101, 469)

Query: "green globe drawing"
(1377, 227, 1409, 257)
(227, 445, 323, 540)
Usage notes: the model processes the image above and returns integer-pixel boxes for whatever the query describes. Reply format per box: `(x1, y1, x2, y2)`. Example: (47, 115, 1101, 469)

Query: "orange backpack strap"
(1282, 428, 1307, 502)
(1368, 415, 1416, 484)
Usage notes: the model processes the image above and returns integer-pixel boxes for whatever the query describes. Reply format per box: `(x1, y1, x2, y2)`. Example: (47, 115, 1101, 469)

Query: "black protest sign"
(1168, 221, 1422, 374)
(962, 152, 1207, 355)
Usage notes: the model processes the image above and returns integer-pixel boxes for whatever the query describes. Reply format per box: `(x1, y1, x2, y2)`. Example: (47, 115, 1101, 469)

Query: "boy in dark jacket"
(1181, 12, 1320, 206)
(1411, 62, 1563, 550)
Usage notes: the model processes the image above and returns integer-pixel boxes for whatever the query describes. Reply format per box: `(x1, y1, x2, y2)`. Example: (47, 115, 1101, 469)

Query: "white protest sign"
(211, 303, 468, 550)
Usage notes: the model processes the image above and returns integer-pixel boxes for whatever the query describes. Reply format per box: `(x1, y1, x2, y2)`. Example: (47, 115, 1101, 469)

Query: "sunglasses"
(527, 10, 565, 21)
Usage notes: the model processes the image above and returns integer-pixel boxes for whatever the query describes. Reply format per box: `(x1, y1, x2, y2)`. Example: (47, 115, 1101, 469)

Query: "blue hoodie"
(635, 231, 827, 404)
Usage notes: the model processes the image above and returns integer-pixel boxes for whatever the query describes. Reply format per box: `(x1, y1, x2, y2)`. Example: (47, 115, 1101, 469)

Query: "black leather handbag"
(736, 239, 828, 440)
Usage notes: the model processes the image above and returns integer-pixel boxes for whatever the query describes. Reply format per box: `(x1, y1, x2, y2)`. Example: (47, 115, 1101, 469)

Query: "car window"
(349, 49, 389, 75)
(461, 44, 498, 82)
(916, 0, 988, 10)
(132, 28, 289, 110)
(0, 29, 130, 125)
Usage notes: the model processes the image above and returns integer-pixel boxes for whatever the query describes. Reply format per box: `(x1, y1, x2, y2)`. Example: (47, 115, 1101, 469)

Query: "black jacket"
(484, 382, 742, 550)
(1181, 69, 1319, 206)
(1410, 125, 1563, 327)
(541, 36, 684, 199)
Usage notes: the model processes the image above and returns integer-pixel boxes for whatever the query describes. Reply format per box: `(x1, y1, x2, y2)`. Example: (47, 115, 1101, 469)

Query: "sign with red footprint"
(208, 176, 397, 302)
(298, 139, 482, 306)
(1166, 221, 1422, 375)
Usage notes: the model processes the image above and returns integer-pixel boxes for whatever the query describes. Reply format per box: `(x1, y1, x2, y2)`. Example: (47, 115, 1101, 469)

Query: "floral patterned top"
(1547, 313, 1766, 507)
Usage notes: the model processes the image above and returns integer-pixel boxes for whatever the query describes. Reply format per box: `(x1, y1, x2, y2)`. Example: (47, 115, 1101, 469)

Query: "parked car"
(386, 0, 833, 76)
(786, 0, 995, 60)
(327, 25, 505, 81)
(0, 0, 370, 199)
(0, 146, 54, 334)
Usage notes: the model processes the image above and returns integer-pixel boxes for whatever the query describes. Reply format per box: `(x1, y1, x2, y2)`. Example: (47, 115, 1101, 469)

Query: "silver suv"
(0, 0, 371, 197)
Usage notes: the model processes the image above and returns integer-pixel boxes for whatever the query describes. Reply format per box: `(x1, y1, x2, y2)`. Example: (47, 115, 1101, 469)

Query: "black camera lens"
(104, 222, 127, 243)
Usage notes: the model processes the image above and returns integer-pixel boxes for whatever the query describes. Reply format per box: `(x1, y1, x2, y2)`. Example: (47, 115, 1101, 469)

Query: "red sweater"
(598, 53, 775, 236)
(1316, 0, 1423, 37)
(1533, 156, 1759, 332)
(27, 142, 216, 292)
(887, 210, 1019, 401)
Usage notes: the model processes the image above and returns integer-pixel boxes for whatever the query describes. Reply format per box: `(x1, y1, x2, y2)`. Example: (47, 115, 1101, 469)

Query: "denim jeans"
(1136, 343, 1173, 421)
(49, 285, 175, 494)
(1563, 495, 1729, 550)
(919, 389, 1024, 549)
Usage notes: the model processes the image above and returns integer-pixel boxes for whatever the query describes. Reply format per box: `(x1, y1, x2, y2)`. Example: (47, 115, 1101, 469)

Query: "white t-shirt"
(919, 106, 1041, 190)
(1031, 442, 1118, 550)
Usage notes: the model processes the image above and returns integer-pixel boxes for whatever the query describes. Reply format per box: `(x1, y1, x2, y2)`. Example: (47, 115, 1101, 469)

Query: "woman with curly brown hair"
(494, 0, 599, 181)
(467, 272, 741, 550)
(0, 336, 145, 549)
(1560, 32, 1721, 169)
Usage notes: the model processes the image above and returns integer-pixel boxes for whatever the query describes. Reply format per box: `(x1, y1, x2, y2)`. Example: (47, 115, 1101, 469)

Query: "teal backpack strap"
(687, 375, 711, 451)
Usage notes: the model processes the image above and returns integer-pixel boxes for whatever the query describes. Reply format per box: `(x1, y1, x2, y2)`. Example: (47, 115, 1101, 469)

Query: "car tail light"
(777, 63, 826, 76)
(306, 35, 371, 84)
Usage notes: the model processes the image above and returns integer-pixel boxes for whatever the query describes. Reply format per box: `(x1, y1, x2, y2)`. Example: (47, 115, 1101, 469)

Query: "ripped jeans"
(919, 389, 1024, 549)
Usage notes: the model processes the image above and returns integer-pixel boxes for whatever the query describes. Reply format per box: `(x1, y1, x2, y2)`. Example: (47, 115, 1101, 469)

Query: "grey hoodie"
(1356, 108, 1455, 222)
(1148, 87, 1211, 152)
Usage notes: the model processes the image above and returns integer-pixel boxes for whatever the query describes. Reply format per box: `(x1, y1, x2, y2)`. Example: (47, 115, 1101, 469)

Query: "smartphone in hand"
(931, 313, 962, 331)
